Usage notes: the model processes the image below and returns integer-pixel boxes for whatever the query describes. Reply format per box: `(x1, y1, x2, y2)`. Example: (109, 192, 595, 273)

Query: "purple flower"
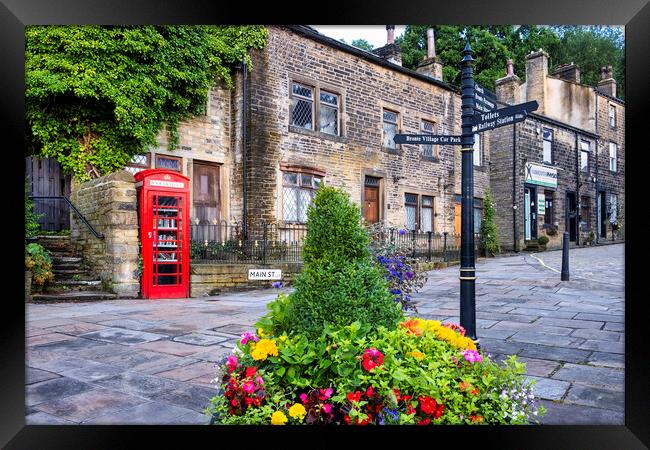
(399, 229, 407, 235)
(272, 281, 282, 289)
(390, 288, 401, 295)
(405, 271, 414, 279)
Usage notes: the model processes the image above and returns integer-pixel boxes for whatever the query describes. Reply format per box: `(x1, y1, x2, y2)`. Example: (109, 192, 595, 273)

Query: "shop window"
(282, 171, 322, 223)
(543, 190, 554, 226)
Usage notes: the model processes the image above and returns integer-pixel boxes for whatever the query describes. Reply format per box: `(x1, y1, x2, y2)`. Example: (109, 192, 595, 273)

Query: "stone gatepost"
(69, 171, 140, 297)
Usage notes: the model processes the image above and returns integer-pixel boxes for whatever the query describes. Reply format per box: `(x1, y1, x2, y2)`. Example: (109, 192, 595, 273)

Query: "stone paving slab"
(603, 321, 624, 332)
(97, 318, 163, 331)
(77, 327, 168, 346)
(172, 333, 230, 346)
(34, 388, 147, 422)
(534, 317, 605, 330)
(515, 357, 561, 377)
(574, 312, 624, 323)
(508, 331, 583, 347)
(570, 328, 622, 341)
(577, 339, 624, 354)
(83, 401, 206, 425)
(135, 339, 207, 357)
(26, 377, 94, 406)
(537, 400, 624, 425)
(43, 322, 109, 336)
(59, 361, 130, 382)
(26, 367, 61, 385)
(148, 381, 218, 412)
(564, 384, 624, 412)
(525, 376, 571, 400)
(26, 332, 76, 347)
(587, 351, 625, 369)
(551, 363, 625, 389)
(152, 361, 217, 382)
(25, 411, 77, 425)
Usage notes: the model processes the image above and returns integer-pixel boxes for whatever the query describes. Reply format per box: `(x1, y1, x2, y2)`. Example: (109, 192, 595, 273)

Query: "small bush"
(479, 189, 500, 257)
(25, 243, 54, 286)
(545, 226, 557, 236)
(25, 181, 42, 238)
(537, 235, 549, 246)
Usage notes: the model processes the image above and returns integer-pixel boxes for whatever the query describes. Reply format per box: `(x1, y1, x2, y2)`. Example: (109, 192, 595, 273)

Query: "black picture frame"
(3, 0, 648, 447)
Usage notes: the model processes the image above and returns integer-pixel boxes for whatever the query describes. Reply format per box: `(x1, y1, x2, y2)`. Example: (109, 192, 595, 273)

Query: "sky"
(310, 26, 407, 49)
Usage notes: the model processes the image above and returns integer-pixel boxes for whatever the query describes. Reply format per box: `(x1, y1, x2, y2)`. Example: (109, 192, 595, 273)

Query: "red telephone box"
(135, 169, 190, 299)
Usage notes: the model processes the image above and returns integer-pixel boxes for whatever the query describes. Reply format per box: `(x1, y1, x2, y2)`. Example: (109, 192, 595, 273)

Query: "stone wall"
(191, 262, 303, 297)
(69, 171, 139, 297)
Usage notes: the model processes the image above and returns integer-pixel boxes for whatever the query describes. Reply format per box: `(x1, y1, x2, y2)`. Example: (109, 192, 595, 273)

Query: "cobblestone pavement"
(25, 243, 624, 425)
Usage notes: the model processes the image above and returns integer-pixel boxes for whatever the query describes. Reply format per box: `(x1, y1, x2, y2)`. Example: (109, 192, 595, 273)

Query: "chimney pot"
(506, 59, 514, 76)
(387, 25, 395, 44)
(427, 28, 435, 58)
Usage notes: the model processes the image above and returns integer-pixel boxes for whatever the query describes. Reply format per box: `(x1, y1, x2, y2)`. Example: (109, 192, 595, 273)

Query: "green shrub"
(258, 186, 402, 339)
(25, 180, 42, 238)
(479, 189, 500, 257)
(537, 235, 549, 246)
(25, 243, 54, 286)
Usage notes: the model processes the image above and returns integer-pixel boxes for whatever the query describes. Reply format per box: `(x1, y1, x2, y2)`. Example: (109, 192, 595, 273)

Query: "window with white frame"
(421, 120, 436, 157)
(473, 133, 482, 166)
(404, 193, 418, 230)
(421, 195, 434, 232)
(580, 141, 589, 173)
(383, 109, 399, 149)
(282, 171, 322, 223)
(290, 82, 341, 136)
(609, 142, 617, 172)
(609, 104, 616, 128)
(404, 193, 435, 232)
(543, 128, 553, 164)
(609, 193, 618, 224)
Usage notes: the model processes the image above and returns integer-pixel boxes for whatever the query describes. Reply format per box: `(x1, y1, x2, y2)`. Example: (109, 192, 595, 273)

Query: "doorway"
(192, 162, 220, 225)
(363, 176, 380, 224)
(524, 185, 537, 240)
(598, 191, 607, 238)
(565, 192, 577, 242)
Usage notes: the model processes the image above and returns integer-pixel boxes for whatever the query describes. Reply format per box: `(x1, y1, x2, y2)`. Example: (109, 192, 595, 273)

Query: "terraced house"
(489, 52, 625, 251)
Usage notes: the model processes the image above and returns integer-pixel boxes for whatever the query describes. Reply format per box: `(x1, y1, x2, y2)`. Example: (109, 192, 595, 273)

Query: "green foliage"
(207, 320, 545, 425)
(25, 243, 54, 286)
(25, 180, 42, 238)
(351, 39, 374, 51)
(257, 186, 402, 339)
(537, 235, 550, 246)
(397, 25, 623, 99)
(26, 25, 268, 181)
(480, 189, 500, 257)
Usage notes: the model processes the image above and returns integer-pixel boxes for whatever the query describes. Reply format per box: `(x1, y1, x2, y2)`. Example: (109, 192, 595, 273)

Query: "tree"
(26, 25, 268, 181)
(479, 189, 500, 257)
(351, 38, 374, 51)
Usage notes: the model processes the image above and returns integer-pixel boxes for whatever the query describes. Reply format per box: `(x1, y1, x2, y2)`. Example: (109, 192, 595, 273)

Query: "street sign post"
(474, 82, 497, 113)
(394, 134, 463, 145)
(471, 101, 538, 133)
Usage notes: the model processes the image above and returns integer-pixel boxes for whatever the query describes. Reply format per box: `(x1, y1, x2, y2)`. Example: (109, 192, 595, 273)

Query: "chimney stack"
(524, 49, 549, 114)
(552, 63, 581, 83)
(596, 65, 617, 97)
(416, 28, 443, 81)
(371, 25, 402, 66)
(495, 58, 521, 105)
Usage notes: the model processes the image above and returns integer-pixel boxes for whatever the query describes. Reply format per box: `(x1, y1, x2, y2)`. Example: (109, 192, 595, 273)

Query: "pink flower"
(242, 381, 255, 394)
(256, 376, 264, 385)
(300, 393, 308, 404)
(240, 331, 259, 345)
(226, 355, 238, 372)
(319, 388, 333, 400)
(322, 403, 332, 413)
(461, 349, 483, 364)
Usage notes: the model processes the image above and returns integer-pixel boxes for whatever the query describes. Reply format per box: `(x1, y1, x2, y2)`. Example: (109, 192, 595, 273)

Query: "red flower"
(418, 396, 444, 419)
(361, 348, 384, 372)
(416, 418, 431, 425)
(470, 414, 484, 423)
(245, 366, 257, 378)
(393, 388, 401, 402)
(230, 399, 238, 407)
(347, 391, 362, 403)
(365, 386, 375, 398)
(471, 388, 479, 396)
(406, 405, 416, 415)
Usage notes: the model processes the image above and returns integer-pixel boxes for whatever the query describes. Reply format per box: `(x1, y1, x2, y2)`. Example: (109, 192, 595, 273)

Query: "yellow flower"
(407, 350, 425, 359)
(271, 411, 288, 425)
(279, 335, 288, 342)
(288, 403, 306, 420)
(258, 327, 267, 337)
(250, 338, 279, 361)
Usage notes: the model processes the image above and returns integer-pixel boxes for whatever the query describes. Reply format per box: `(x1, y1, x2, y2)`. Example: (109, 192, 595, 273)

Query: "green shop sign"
(525, 163, 557, 188)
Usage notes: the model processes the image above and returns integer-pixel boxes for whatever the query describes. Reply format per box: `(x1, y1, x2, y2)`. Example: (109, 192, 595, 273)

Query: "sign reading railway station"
(471, 101, 538, 133)
(393, 134, 463, 145)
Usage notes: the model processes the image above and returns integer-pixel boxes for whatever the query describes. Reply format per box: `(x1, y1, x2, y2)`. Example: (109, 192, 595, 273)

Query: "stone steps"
(31, 291, 118, 303)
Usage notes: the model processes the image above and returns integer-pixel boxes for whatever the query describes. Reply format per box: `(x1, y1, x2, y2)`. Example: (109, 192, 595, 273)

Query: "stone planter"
(25, 270, 32, 302)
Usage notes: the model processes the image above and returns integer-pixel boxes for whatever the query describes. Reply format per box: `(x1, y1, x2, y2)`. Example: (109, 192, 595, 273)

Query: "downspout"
(512, 122, 518, 252)
(242, 59, 248, 239)
(594, 97, 599, 244)
(575, 131, 580, 246)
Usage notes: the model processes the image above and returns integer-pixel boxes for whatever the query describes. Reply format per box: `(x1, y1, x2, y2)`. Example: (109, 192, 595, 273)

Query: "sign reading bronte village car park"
(393, 134, 463, 145)
(248, 269, 282, 280)
(474, 82, 497, 113)
(471, 101, 538, 133)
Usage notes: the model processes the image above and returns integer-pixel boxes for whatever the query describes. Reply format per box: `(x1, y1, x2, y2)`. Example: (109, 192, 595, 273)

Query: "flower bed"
(206, 319, 543, 425)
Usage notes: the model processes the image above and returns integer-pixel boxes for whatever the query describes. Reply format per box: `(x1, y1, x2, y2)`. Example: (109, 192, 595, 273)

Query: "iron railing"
(190, 221, 480, 264)
(29, 196, 104, 239)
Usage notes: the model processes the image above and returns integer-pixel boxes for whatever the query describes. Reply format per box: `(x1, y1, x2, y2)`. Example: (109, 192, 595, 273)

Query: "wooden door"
(192, 162, 220, 225)
(363, 185, 379, 224)
(25, 156, 72, 231)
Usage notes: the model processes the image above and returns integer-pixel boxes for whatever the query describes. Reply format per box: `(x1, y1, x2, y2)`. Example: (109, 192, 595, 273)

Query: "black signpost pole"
(459, 42, 478, 349)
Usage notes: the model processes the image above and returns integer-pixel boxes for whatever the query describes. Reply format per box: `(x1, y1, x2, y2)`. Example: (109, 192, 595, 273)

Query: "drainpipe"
(242, 58, 248, 239)
(575, 131, 580, 246)
(512, 122, 518, 252)
(595, 102, 599, 244)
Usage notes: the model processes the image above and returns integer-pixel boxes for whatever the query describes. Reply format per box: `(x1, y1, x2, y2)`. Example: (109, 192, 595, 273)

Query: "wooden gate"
(25, 156, 72, 231)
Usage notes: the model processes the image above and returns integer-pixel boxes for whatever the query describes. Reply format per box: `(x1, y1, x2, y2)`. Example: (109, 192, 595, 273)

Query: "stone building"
(489, 52, 624, 251)
(122, 25, 492, 237)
